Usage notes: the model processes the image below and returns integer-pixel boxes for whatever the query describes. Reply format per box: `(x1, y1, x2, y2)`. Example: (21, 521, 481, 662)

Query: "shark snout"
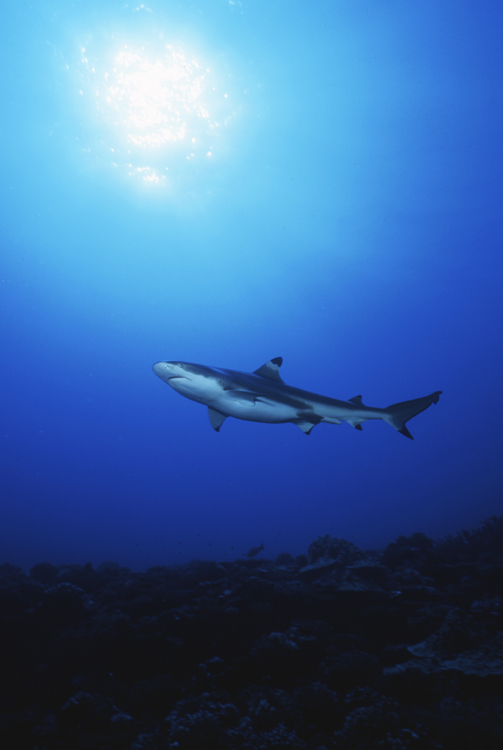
(152, 361, 178, 384)
(152, 361, 170, 378)
(153, 361, 191, 387)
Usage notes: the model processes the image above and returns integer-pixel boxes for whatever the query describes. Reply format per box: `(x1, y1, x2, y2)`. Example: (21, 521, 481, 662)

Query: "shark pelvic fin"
(294, 420, 317, 435)
(348, 395, 363, 404)
(208, 407, 227, 432)
(254, 357, 284, 383)
(294, 412, 322, 435)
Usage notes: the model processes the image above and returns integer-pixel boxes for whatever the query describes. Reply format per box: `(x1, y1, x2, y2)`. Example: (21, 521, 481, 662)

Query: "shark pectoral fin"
(208, 407, 227, 432)
(253, 357, 284, 383)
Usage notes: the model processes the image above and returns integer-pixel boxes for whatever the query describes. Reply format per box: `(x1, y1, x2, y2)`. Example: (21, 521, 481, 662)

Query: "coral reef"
(0, 518, 502, 748)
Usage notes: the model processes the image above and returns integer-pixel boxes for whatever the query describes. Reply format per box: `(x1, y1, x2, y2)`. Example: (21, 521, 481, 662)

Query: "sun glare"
(76, 40, 235, 186)
(102, 46, 210, 147)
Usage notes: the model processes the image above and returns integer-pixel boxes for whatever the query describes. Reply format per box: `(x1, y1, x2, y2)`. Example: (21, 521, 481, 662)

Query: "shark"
(152, 357, 441, 439)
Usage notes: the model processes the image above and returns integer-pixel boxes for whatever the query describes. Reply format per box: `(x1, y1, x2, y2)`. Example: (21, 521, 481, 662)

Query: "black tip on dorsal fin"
(348, 395, 363, 404)
(254, 357, 284, 382)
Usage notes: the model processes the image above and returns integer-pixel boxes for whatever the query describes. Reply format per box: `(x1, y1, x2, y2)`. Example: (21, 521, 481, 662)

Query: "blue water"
(1, 0, 502, 571)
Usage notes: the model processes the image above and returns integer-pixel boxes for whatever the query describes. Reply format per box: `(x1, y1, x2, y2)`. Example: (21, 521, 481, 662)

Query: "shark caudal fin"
(384, 391, 442, 439)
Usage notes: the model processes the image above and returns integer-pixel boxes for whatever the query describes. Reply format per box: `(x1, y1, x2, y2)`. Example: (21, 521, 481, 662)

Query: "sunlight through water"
(76, 39, 236, 186)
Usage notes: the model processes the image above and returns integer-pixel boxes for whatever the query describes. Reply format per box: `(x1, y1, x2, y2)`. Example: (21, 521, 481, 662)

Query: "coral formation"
(0, 519, 502, 748)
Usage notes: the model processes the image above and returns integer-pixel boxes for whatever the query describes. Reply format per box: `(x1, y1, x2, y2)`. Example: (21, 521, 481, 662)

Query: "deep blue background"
(1, 0, 502, 570)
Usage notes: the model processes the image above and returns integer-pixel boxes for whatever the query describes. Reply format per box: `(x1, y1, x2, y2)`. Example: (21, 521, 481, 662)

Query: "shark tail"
(383, 391, 442, 439)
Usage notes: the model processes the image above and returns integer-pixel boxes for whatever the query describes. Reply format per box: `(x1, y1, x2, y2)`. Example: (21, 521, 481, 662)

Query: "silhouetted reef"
(1, 517, 502, 749)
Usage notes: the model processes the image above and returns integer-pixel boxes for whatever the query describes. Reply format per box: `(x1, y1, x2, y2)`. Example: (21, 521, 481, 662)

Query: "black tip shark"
(152, 357, 441, 438)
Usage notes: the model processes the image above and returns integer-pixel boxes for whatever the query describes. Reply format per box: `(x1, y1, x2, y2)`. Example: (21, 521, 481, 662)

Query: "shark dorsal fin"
(253, 357, 284, 382)
(348, 395, 363, 404)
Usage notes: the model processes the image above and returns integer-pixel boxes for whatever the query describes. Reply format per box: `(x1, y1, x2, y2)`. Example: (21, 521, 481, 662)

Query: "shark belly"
(212, 391, 298, 424)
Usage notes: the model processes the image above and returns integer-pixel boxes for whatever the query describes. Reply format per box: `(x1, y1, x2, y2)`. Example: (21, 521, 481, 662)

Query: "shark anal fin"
(208, 407, 227, 432)
(254, 357, 284, 383)
(346, 418, 365, 429)
(348, 395, 363, 404)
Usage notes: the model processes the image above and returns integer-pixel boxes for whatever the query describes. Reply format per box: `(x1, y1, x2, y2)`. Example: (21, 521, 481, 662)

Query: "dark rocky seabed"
(1, 517, 502, 750)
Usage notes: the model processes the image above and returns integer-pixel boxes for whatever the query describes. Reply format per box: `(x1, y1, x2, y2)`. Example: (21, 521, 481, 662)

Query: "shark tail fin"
(384, 391, 442, 439)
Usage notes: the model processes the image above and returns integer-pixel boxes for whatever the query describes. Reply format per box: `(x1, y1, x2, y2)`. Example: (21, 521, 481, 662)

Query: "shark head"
(152, 361, 224, 404)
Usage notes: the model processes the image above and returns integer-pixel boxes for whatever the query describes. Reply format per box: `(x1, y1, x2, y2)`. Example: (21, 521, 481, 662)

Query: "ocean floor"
(1, 517, 502, 749)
